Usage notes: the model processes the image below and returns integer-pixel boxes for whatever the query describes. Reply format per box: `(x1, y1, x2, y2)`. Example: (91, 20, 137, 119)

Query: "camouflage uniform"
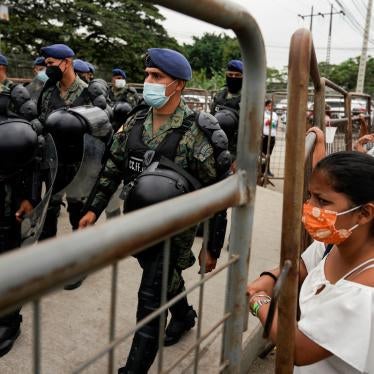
(38, 76, 91, 240)
(90, 98, 216, 294)
(0, 79, 13, 94)
(39, 75, 88, 123)
(109, 85, 139, 108)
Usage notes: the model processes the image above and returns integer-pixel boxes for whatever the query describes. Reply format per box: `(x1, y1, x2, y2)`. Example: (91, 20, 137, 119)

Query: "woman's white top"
(293, 241, 374, 374)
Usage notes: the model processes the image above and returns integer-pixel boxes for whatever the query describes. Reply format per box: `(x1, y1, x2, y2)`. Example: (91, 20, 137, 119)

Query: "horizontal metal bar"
(73, 255, 239, 373)
(219, 360, 230, 372)
(162, 313, 231, 374)
(0, 175, 246, 316)
(324, 78, 348, 96)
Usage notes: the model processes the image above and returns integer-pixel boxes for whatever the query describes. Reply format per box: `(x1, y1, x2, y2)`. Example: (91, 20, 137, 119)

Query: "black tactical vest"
(123, 108, 195, 186)
(212, 87, 241, 114)
(37, 82, 90, 123)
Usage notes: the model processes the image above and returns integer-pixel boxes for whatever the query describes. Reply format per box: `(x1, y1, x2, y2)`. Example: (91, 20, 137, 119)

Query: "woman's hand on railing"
(354, 133, 374, 154)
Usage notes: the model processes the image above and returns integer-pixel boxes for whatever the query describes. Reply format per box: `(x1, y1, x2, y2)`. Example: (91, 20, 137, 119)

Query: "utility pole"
(356, 0, 373, 93)
(298, 6, 324, 32)
(317, 5, 345, 75)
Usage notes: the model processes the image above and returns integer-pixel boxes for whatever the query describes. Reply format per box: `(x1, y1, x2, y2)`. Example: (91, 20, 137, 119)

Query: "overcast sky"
(158, 0, 374, 70)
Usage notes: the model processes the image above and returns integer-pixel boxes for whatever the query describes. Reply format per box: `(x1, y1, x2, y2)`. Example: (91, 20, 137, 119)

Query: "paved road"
(0, 186, 281, 373)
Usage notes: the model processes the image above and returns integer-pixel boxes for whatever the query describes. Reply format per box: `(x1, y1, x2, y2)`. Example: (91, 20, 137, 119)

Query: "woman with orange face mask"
(247, 151, 374, 373)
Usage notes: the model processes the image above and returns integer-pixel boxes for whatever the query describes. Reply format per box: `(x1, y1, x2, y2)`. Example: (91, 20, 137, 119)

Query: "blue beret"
(40, 44, 75, 59)
(73, 59, 90, 73)
(0, 54, 8, 66)
(86, 62, 95, 73)
(112, 68, 126, 79)
(227, 60, 243, 73)
(34, 56, 45, 66)
(146, 48, 192, 81)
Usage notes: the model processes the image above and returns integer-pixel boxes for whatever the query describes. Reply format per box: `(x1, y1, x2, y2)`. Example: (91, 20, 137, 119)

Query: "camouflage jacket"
(38, 75, 89, 124)
(89, 99, 218, 290)
(110, 85, 139, 108)
(0, 79, 13, 94)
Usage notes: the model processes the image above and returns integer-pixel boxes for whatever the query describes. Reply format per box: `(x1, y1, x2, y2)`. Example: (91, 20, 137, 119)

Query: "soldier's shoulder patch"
(194, 141, 213, 162)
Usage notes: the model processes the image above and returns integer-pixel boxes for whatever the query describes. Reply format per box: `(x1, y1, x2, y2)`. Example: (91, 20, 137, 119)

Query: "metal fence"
(0, 1, 266, 373)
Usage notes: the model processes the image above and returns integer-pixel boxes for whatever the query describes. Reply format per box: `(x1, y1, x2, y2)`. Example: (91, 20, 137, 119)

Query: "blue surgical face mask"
(142, 80, 176, 109)
(36, 69, 49, 82)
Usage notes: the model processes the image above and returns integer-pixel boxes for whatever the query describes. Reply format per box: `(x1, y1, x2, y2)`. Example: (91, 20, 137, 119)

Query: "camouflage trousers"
(135, 226, 196, 295)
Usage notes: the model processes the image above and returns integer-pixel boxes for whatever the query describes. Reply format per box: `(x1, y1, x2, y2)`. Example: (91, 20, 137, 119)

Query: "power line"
(298, 6, 324, 31)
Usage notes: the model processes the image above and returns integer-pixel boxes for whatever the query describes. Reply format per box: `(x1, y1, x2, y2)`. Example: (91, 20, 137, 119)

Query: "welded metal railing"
(0, 1, 266, 373)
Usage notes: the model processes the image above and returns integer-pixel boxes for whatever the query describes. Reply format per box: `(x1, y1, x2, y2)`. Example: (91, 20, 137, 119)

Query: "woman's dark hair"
(315, 151, 374, 205)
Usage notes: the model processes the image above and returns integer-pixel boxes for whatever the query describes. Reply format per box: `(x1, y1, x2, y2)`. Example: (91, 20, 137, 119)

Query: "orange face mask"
(302, 202, 360, 244)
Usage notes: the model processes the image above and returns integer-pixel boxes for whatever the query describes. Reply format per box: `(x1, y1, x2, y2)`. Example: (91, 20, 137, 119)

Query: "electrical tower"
(356, 0, 373, 93)
(317, 5, 344, 74)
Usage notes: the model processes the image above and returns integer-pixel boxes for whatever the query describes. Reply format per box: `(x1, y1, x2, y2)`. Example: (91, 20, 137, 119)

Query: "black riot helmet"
(45, 108, 87, 163)
(125, 162, 194, 212)
(214, 108, 239, 138)
(0, 118, 38, 177)
(45, 108, 87, 141)
(112, 101, 132, 131)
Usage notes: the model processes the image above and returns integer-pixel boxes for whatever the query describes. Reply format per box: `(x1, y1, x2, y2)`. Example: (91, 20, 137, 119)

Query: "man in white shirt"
(262, 99, 278, 177)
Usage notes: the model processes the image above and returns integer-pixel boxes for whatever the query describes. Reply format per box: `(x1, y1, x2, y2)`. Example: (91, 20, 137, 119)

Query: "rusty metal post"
(276, 28, 316, 373)
(313, 78, 326, 133)
(346, 94, 353, 150)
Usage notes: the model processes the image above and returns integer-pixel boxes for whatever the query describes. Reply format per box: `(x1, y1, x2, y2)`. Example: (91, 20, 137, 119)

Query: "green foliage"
(187, 68, 225, 90)
(183, 33, 241, 79)
(319, 56, 374, 97)
(0, 0, 179, 81)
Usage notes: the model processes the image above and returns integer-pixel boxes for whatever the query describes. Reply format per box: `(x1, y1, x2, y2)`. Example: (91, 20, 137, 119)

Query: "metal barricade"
(0, 1, 266, 373)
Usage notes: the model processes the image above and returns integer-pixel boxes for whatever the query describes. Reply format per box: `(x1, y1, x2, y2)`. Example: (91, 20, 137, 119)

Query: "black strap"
(158, 156, 201, 191)
(155, 113, 195, 160)
(322, 244, 334, 258)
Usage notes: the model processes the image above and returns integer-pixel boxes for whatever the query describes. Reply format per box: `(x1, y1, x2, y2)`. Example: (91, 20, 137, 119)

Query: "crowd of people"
(0, 44, 244, 373)
(0, 41, 373, 374)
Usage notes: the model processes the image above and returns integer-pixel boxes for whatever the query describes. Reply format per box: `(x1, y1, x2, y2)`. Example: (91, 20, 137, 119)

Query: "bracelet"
(260, 271, 278, 283)
(250, 297, 271, 317)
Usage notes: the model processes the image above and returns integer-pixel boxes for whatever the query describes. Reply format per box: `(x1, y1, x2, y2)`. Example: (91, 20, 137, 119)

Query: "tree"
(183, 33, 241, 79)
(0, 0, 179, 81)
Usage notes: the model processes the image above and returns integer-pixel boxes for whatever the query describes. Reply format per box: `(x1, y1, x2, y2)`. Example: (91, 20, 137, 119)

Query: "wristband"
(250, 296, 271, 317)
(260, 271, 278, 283)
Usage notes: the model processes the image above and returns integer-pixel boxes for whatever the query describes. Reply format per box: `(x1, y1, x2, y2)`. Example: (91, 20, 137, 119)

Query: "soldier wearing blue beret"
(80, 48, 231, 373)
(85, 61, 95, 81)
(37, 44, 111, 292)
(0, 53, 13, 94)
(32, 56, 46, 77)
(73, 59, 91, 83)
(110, 67, 139, 108)
(210, 59, 243, 160)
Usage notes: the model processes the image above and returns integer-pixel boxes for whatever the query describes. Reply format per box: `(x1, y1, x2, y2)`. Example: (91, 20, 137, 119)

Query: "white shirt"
(294, 241, 374, 374)
(263, 110, 278, 137)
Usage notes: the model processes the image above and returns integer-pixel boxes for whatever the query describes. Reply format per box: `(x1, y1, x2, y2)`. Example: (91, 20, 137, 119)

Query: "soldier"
(86, 61, 95, 82)
(210, 59, 243, 160)
(32, 56, 47, 77)
(0, 89, 41, 356)
(0, 54, 12, 93)
(73, 59, 91, 83)
(79, 48, 230, 373)
(110, 68, 139, 107)
(37, 44, 111, 288)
